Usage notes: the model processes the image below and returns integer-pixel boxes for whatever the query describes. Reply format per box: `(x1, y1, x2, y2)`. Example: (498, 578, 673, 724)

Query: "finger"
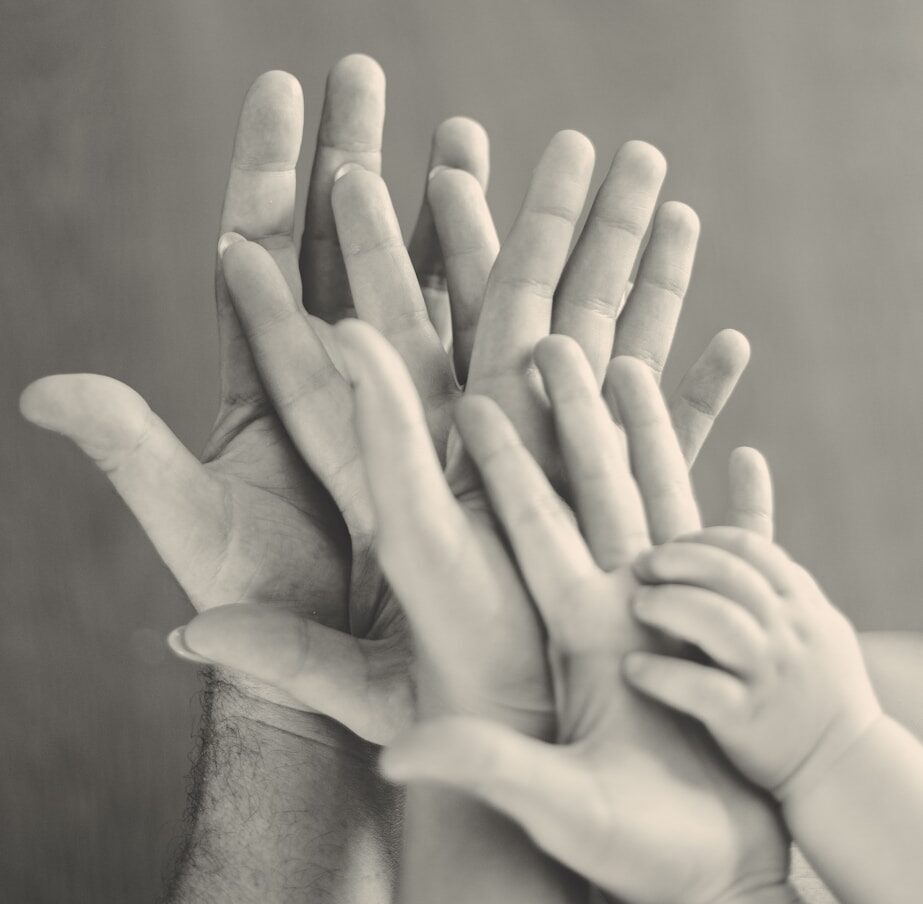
(553, 142, 666, 382)
(454, 394, 596, 612)
(623, 651, 747, 730)
(668, 330, 751, 466)
(533, 335, 649, 570)
(20, 375, 225, 604)
(606, 356, 700, 543)
(466, 130, 595, 388)
(408, 117, 491, 352)
(332, 169, 456, 447)
(335, 320, 471, 644)
(725, 447, 774, 539)
(611, 202, 700, 383)
(300, 54, 385, 322)
(217, 70, 304, 406)
(633, 542, 780, 624)
(178, 605, 409, 745)
(221, 239, 369, 530)
(428, 167, 499, 383)
(675, 527, 797, 595)
(632, 584, 766, 676)
(381, 717, 597, 866)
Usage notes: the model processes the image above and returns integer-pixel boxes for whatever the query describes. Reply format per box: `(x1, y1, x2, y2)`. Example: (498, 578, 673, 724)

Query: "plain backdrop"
(3, 1, 923, 900)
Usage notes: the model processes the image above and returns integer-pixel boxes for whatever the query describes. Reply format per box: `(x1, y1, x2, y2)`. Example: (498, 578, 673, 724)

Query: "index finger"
(217, 70, 304, 406)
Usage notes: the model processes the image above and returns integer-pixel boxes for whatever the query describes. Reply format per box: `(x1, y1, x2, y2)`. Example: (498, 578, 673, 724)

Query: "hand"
(18, 56, 489, 743)
(627, 527, 883, 801)
(182, 127, 754, 743)
(377, 340, 789, 904)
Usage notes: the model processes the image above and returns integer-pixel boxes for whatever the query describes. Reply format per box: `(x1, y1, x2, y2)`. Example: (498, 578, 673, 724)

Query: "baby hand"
(626, 527, 882, 801)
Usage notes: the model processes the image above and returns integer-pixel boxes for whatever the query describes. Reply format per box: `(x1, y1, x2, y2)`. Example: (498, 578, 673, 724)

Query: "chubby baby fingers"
(633, 542, 780, 625)
(622, 652, 748, 730)
(632, 584, 767, 677)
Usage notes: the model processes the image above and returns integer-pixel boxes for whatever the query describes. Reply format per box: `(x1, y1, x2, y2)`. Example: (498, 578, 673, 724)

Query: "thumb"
(177, 604, 411, 745)
(382, 717, 594, 860)
(20, 374, 226, 602)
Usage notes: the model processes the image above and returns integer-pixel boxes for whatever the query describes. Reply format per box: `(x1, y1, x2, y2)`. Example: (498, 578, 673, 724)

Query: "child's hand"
(627, 528, 882, 801)
(381, 342, 791, 904)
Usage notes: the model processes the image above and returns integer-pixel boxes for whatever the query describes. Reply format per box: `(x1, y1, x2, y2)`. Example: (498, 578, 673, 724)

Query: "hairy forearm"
(782, 714, 923, 904)
(166, 673, 400, 904)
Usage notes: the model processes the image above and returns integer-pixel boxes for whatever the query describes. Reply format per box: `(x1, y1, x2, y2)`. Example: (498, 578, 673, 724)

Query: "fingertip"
(166, 627, 213, 666)
(453, 392, 500, 432)
(432, 116, 490, 187)
(621, 650, 649, 679)
(20, 374, 145, 434)
(729, 445, 767, 472)
(533, 333, 583, 367)
(235, 71, 304, 166)
(330, 166, 389, 217)
(250, 69, 303, 98)
(606, 353, 656, 392)
(426, 166, 482, 204)
(708, 329, 751, 374)
(328, 53, 386, 94)
(547, 129, 596, 175)
(217, 231, 246, 259)
(220, 238, 283, 297)
(321, 55, 386, 150)
(653, 200, 701, 240)
(616, 139, 667, 183)
(19, 377, 55, 426)
(332, 319, 389, 386)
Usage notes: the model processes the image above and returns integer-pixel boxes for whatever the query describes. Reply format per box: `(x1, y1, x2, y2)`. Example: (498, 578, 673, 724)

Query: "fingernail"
(218, 232, 245, 259)
(428, 164, 451, 181)
(166, 627, 213, 665)
(334, 162, 364, 182)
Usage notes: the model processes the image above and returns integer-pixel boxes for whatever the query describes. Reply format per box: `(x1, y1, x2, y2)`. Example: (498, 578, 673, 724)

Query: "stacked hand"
(351, 328, 789, 903)
(21, 54, 797, 904)
(20, 56, 492, 741)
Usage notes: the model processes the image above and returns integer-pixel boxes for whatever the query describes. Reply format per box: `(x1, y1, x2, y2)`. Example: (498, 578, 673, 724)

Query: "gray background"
(3, 1, 923, 900)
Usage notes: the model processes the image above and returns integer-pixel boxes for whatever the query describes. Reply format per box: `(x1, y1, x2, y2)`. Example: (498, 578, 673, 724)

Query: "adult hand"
(19, 56, 488, 743)
(176, 128, 755, 743)
(377, 340, 789, 904)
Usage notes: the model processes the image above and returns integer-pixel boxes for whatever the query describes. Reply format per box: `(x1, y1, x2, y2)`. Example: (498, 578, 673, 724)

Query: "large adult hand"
(19, 56, 488, 743)
(178, 128, 756, 741)
(376, 340, 789, 904)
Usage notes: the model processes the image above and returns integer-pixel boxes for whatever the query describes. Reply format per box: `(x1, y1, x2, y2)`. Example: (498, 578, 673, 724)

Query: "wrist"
(207, 668, 380, 758)
(777, 705, 884, 806)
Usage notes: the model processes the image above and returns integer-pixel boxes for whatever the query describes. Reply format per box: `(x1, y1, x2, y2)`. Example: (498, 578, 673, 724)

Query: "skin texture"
(21, 58, 775, 904)
(356, 331, 792, 904)
(19, 57, 489, 903)
(627, 529, 923, 904)
(198, 130, 757, 904)
(179, 129, 754, 746)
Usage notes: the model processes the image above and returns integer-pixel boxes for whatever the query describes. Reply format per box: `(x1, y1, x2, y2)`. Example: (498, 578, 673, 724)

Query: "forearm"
(782, 714, 923, 904)
(167, 672, 399, 904)
(398, 785, 586, 904)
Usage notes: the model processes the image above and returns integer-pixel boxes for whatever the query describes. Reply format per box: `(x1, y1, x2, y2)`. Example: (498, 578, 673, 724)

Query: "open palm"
(182, 125, 754, 743)
(19, 58, 489, 741)
(379, 347, 788, 904)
